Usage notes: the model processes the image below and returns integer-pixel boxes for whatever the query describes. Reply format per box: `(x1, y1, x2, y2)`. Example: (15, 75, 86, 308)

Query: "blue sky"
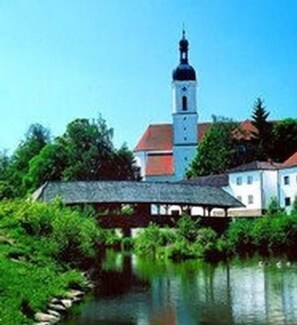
(0, 0, 297, 153)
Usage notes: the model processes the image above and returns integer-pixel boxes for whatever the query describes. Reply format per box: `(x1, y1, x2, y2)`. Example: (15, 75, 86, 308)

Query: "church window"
(182, 96, 187, 111)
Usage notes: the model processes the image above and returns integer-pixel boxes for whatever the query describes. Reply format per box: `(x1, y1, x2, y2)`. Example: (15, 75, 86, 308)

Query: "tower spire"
(179, 28, 189, 64)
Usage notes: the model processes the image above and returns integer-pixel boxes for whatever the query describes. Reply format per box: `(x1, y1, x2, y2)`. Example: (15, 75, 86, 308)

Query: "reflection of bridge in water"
(33, 181, 243, 235)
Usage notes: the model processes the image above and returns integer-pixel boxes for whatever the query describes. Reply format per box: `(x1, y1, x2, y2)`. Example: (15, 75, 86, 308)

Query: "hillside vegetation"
(0, 200, 103, 324)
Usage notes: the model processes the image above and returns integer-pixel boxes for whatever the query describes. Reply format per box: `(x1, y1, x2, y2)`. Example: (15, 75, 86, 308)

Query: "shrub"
(227, 218, 254, 253)
(176, 215, 200, 243)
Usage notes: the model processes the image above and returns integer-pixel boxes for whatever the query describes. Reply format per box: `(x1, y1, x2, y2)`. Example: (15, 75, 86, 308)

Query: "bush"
(227, 218, 255, 253)
(176, 215, 200, 243)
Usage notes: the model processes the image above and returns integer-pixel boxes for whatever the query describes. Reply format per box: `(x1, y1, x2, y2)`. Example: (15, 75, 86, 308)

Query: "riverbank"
(134, 212, 297, 261)
(0, 200, 102, 324)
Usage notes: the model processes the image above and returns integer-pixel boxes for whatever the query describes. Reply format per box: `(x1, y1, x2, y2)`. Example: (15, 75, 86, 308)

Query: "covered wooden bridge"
(33, 181, 243, 234)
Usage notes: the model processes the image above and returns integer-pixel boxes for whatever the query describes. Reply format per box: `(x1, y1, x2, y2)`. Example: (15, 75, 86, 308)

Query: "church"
(134, 31, 203, 182)
(134, 32, 254, 182)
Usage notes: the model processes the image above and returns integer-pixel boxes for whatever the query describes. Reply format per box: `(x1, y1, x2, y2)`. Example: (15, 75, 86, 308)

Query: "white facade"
(225, 170, 278, 217)
(172, 80, 198, 180)
(279, 166, 297, 214)
(134, 151, 146, 179)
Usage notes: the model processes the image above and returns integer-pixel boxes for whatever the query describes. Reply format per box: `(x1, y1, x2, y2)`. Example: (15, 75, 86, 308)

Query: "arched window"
(182, 96, 187, 111)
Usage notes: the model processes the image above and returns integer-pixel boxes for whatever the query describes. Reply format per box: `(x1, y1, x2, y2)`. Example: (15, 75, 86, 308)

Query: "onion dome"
(172, 30, 196, 81)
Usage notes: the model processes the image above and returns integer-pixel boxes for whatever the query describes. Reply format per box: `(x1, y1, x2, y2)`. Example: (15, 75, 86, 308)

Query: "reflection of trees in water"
(93, 254, 149, 298)
(87, 253, 297, 325)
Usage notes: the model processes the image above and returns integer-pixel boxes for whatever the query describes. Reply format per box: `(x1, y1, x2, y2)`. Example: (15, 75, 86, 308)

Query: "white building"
(279, 152, 297, 214)
(185, 153, 297, 217)
(225, 161, 280, 217)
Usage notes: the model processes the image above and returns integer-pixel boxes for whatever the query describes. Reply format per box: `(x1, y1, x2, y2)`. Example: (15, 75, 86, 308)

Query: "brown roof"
(283, 152, 297, 168)
(134, 123, 212, 152)
(231, 120, 258, 141)
(228, 161, 281, 173)
(146, 153, 174, 176)
(181, 174, 229, 187)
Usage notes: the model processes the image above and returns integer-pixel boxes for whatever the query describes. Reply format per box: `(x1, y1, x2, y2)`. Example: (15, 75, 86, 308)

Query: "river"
(62, 251, 297, 324)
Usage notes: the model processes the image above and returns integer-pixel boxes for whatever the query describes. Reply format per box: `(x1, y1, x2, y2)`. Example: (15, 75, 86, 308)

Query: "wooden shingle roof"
(33, 181, 243, 208)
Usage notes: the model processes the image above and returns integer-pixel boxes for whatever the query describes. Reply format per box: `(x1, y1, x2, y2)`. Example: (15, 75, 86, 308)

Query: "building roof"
(282, 152, 297, 168)
(33, 181, 243, 208)
(172, 30, 196, 81)
(134, 123, 212, 152)
(134, 120, 259, 153)
(231, 120, 258, 141)
(228, 161, 281, 173)
(181, 174, 229, 187)
(146, 153, 173, 176)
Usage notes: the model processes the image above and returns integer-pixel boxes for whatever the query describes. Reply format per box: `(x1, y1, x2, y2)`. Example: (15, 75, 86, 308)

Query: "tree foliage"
(271, 118, 297, 162)
(187, 116, 237, 177)
(4, 124, 50, 197)
(0, 116, 140, 198)
(251, 98, 272, 160)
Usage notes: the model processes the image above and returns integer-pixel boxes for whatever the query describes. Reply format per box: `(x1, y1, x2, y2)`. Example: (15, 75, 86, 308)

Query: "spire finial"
(182, 23, 186, 39)
(179, 25, 188, 64)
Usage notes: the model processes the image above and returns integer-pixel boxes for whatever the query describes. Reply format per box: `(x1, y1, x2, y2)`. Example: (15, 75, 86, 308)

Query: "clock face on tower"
(181, 86, 187, 92)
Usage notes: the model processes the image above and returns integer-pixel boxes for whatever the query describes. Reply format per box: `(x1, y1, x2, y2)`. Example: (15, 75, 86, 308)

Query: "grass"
(0, 199, 103, 324)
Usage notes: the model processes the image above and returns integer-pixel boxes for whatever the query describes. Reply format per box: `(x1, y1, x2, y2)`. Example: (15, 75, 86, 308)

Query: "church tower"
(172, 30, 198, 180)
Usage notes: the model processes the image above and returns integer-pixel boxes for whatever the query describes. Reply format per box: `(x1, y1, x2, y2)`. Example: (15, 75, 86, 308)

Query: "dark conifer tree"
(251, 98, 272, 160)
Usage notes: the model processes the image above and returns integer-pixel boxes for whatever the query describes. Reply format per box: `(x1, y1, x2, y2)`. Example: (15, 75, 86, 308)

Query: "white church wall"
(134, 151, 146, 179)
(173, 145, 197, 180)
(172, 81, 197, 114)
(172, 113, 198, 145)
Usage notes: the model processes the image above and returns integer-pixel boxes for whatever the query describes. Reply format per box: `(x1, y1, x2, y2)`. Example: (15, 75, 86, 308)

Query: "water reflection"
(63, 252, 297, 325)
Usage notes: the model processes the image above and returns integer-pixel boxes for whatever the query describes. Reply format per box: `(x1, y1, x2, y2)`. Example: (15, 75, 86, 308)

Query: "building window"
(285, 197, 291, 206)
(237, 196, 242, 202)
(182, 96, 187, 111)
(248, 195, 254, 205)
(236, 177, 242, 185)
(247, 176, 253, 184)
(284, 176, 290, 185)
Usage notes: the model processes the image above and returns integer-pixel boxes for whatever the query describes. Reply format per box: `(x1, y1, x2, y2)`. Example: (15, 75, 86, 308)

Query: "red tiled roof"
(146, 153, 174, 176)
(231, 120, 258, 141)
(135, 124, 172, 152)
(283, 152, 297, 168)
(134, 123, 212, 152)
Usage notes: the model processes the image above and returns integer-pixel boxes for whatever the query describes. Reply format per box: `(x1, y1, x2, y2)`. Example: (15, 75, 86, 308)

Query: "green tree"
(187, 116, 237, 177)
(271, 118, 297, 162)
(24, 143, 68, 191)
(251, 98, 272, 160)
(0, 150, 14, 199)
(5, 124, 50, 197)
(24, 115, 140, 192)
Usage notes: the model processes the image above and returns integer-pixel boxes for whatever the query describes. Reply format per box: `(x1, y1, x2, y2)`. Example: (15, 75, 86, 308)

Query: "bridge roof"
(33, 181, 243, 209)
